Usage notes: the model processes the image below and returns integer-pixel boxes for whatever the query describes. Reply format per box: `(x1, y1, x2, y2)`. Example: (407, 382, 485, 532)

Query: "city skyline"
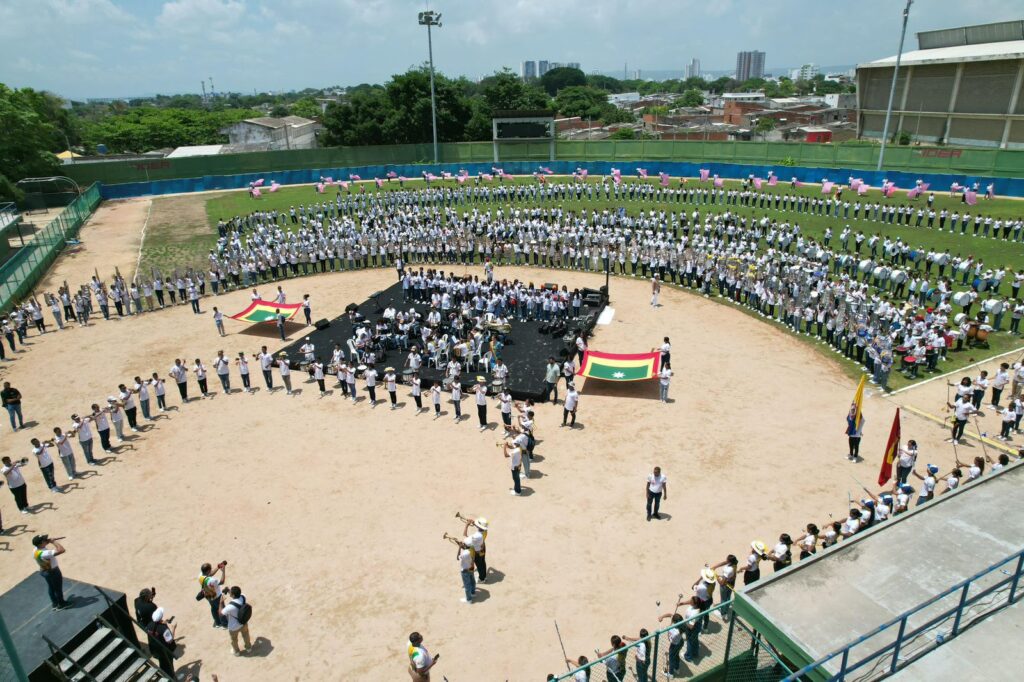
(1, 0, 1020, 99)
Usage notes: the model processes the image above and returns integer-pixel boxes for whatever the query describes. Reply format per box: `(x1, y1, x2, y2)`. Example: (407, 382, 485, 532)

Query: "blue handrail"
(784, 547, 1024, 680)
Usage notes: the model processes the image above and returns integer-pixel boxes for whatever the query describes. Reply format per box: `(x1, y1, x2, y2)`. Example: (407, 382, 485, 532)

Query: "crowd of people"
(5, 175, 1023, 682)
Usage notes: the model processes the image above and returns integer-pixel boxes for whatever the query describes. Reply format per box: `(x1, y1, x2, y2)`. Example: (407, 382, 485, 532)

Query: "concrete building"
(219, 116, 321, 151)
(521, 60, 537, 80)
(856, 19, 1024, 149)
(735, 50, 766, 81)
(685, 57, 701, 80)
(537, 60, 550, 77)
(790, 63, 818, 81)
(607, 92, 641, 108)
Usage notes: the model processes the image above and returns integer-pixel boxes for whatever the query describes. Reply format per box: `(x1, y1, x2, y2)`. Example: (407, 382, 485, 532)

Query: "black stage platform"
(0, 574, 137, 681)
(279, 280, 606, 401)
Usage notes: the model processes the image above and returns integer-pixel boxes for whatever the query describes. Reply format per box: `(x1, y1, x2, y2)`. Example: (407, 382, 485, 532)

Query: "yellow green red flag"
(577, 350, 660, 382)
(230, 299, 302, 323)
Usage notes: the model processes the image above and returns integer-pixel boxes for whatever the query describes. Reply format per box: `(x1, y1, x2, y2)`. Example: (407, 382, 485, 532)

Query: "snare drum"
(356, 364, 368, 376)
(490, 379, 504, 395)
(901, 355, 918, 370)
(894, 345, 910, 358)
(402, 368, 415, 384)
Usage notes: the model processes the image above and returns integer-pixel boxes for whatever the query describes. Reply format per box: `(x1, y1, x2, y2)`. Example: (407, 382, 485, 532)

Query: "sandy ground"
(0, 250, 1013, 679)
(35, 198, 150, 292)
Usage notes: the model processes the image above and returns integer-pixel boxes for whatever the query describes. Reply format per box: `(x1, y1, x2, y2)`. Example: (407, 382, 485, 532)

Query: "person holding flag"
(846, 375, 867, 462)
(876, 408, 901, 486)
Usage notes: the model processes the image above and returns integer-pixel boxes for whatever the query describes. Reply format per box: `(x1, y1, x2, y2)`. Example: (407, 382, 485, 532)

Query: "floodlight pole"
(877, 0, 912, 171)
(419, 11, 442, 164)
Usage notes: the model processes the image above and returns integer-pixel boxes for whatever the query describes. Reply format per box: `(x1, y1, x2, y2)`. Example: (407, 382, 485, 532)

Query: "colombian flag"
(577, 350, 660, 382)
(849, 374, 866, 432)
(878, 408, 901, 486)
(230, 299, 303, 323)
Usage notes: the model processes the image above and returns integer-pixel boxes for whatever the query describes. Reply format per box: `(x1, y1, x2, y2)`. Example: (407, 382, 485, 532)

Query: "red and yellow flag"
(230, 299, 302, 323)
(878, 408, 901, 486)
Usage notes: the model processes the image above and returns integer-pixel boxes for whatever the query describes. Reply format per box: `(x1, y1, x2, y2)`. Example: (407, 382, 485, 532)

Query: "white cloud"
(157, 0, 245, 31)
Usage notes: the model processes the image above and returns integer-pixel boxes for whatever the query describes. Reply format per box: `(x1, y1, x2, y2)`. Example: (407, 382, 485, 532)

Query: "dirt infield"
(0, 243, 986, 681)
(35, 198, 150, 292)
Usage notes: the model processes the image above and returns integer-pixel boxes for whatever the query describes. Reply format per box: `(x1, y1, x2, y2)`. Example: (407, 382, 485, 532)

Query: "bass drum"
(890, 269, 907, 285)
(872, 266, 887, 281)
(859, 259, 873, 273)
(973, 277, 989, 293)
(952, 291, 972, 306)
(983, 299, 1005, 315)
(953, 312, 966, 325)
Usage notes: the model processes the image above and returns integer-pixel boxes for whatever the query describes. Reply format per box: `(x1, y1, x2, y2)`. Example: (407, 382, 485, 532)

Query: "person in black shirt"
(2, 382, 24, 432)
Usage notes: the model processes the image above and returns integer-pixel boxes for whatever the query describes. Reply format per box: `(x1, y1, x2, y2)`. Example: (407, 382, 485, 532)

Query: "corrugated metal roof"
(859, 40, 1024, 68)
(166, 145, 224, 158)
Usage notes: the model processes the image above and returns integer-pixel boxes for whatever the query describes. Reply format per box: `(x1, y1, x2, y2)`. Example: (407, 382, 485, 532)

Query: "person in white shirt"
(658, 367, 673, 402)
(133, 376, 152, 421)
(219, 585, 253, 655)
(384, 367, 398, 408)
(364, 366, 378, 407)
(52, 427, 77, 481)
(169, 359, 189, 402)
(213, 307, 226, 336)
(407, 632, 439, 681)
(947, 398, 977, 444)
(562, 384, 579, 428)
(896, 439, 918, 485)
(312, 359, 326, 397)
(212, 351, 231, 395)
(646, 466, 668, 520)
(651, 275, 662, 307)
(473, 380, 488, 431)
(444, 534, 476, 603)
(276, 354, 293, 395)
(30, 438, 60, 492)
(497, 390, 513, 434)
(450, 381, 462, 421)
(912, 464, 940, 505)
(235, 352, 252, 393)
(431, 383, 442, 418)
(257, 347, 274, 391)
(193, 359, 210, 397)
(991, 362, 1010, 408)
(410, 372, 423, 413)
(502, 441, 523, 495)
(1, 455, 30, 513)
(31, 534, 68, 609)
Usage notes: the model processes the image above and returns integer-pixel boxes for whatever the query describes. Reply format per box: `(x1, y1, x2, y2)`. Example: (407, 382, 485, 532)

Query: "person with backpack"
(220, 586, 253, 656)
(198, 561, 228, 628)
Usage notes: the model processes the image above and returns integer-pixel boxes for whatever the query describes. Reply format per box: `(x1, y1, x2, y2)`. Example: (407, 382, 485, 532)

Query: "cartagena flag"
(848, 374, 866, 434)
(878, 408, 901, 486)
(577, 350, 660, 382)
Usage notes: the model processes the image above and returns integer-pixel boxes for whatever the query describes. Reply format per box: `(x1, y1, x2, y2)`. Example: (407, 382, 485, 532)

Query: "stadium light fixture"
(418, 10, 442, 164)
(877, 0, 912, 171)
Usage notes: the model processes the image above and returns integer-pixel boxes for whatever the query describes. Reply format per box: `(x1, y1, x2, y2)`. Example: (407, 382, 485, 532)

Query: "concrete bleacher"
(733, 461, 1024, 680)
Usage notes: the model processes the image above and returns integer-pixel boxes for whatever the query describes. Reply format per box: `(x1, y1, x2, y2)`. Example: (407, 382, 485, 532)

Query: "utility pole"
(877, 0, 913, 171)
(418, 10, 442, 164)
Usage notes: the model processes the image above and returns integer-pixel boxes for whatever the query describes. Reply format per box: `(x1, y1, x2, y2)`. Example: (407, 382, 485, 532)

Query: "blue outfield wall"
(98, 160, 1024, 200)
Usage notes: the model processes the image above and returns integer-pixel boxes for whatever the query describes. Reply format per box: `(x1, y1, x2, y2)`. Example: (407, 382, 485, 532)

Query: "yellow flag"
(849, 374, 866, 430)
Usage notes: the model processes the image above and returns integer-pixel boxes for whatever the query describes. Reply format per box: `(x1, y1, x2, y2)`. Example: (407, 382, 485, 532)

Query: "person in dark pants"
(846, 410, 862, 462)
(2, 456, 30, 513)
(503, 442, 522, 496)
(473, 380, 488, 431)
(198, 561, 229, 628)
(258, 347, 274, 390)
(656, 612, 684, 677)
(275, 310, 287, 341)
(134, 588, 175, 676)
(32, 535, 69, 610)
(646, 466, 667, 521)
(147, 608, 178, 677)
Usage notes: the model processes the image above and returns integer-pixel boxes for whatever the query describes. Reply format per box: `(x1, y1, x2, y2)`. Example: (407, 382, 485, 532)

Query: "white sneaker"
(479, 425, 486, 432)
(460, 597, 472, 603)
(130, 428, 139, 432)
(68, 476, 75, 481)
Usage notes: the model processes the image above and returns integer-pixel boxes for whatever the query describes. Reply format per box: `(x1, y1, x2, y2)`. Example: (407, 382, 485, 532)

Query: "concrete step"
(59, 625, 116, 673)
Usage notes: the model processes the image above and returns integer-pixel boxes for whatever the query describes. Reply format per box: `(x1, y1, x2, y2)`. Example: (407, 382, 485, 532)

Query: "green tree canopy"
(680, 89, 705, 107)
(539, 67, 587, 96)
(78, 107, 259, 153)
(0, 84, 62, 201)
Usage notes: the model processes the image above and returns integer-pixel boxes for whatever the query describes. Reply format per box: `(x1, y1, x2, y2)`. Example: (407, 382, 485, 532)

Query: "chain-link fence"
(0, 183, 101, 313)
(554, 604, 792, 682)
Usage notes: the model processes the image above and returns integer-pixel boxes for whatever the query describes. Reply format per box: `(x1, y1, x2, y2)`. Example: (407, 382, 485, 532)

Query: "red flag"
(878, 408, 901, 486)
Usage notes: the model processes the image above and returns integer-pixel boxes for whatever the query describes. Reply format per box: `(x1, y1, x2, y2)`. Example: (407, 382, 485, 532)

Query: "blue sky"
(0, 0, 1020, 99)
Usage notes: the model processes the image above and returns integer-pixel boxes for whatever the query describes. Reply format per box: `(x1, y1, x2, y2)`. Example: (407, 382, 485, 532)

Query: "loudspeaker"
(314, 318, 330, 330)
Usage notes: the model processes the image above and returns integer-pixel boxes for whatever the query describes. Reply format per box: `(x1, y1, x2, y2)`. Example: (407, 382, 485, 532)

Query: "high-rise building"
(521, 61, 537, 80)
(538, 60, 550, 77)
(684, 58, 701, 80)
(567, 62, 581, 70)
(735, 50, 766, 81)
